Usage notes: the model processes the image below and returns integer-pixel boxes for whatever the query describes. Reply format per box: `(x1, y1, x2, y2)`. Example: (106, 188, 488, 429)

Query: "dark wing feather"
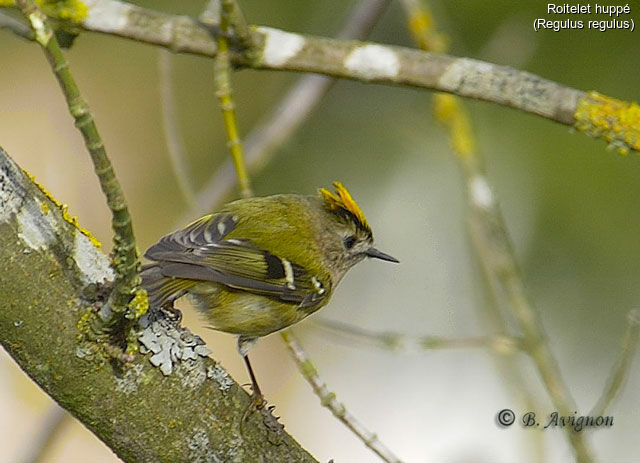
(144, 213, 328, 308)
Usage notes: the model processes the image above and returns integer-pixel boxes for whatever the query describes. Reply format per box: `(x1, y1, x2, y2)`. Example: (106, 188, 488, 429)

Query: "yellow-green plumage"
(141, 183, 397, 344)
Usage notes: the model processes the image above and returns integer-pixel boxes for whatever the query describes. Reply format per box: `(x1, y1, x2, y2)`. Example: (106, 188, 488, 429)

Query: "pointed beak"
(365, 248, 399, 263)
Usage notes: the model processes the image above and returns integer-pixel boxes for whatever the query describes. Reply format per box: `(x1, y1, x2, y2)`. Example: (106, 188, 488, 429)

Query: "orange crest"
(320, 182, 371, 235)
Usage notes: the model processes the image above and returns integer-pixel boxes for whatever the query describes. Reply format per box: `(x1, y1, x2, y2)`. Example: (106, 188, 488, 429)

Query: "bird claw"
(240, 395, 285, 445)
(262, 404, 285, 445)
(160, 303, 183, 324)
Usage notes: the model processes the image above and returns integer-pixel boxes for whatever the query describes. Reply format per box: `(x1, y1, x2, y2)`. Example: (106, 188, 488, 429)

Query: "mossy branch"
(0, 146, 318, 463)
(15, 0, 140, 337)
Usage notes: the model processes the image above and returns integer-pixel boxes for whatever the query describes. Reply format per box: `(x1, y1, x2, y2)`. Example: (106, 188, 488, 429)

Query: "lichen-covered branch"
(4, 0, 638, 154)
(0, 146, 318, 463)
(15, 0, 141, 337)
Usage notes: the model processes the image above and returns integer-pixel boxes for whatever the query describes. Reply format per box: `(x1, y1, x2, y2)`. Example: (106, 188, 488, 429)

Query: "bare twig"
(590, 309, 640, 417)
(158, 49, 197, 208)
(402, 2, 590, 461)
(402, 10, 549, 462)
(311, 318, 522, 354)
(280, 329, 403, 463)
(15, 0, 142, 338)
(466, 173, 594, 463)
(220, 0, 253, 51)
(0, 10, 32, 39)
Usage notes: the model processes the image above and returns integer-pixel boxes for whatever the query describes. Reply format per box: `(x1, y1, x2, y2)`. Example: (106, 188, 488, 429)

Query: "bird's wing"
(144, 214, 328, 308)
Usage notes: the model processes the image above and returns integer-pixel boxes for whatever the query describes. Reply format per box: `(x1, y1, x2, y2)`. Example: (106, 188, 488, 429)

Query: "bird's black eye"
(343, 235, 357, 250)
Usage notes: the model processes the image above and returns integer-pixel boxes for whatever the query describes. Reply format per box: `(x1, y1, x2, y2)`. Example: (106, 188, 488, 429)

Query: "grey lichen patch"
(138, 309, 212, 376)
(73, 231, 114, 285)
(0, 162, 25, 223)
(187, 428, 223, 463)
(437, 58, 566, 119)
(257, 26, 305, 67)
(115, 363, 145, 394)
(176, 361, 208, 389)
(207, 364, 234, 392)
(82, 0, 132, 32)
(344, 44, 400, 81)
(16, 201, 56, 251)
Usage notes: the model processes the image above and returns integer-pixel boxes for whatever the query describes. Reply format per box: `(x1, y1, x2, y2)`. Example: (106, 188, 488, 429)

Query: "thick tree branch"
(59, 0, 635, 155)
(15, 0, 141, 336)
(4, 1, 637, 153)
(0, 146, 317, 463)
(77, 0, 582, 122)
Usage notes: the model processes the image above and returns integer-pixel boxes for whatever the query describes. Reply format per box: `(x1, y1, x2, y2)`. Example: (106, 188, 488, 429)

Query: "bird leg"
(243, 353, 266, 409)
(160, 301, 182, 324)
(237, 336, 266, 409)
(237, 336, 285, 441)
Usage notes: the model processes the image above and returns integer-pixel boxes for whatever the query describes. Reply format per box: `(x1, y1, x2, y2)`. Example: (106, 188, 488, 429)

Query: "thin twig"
(401, 2, 589, 461)
(280, 329, 403, 463)
(20, 405, 71, 463)
(467, 172, 594, 463)
(590, 309, 640, 417)
(204, 4, 252, 199)
(15, 0, 141, 338)
(203, 3, 402, 461)
(157, 49, 197, 209)
(311, 318, 522, 354)
(0, 10, 32, 39)
(220, 0, 254, 51)
(188, 0, 391, 218)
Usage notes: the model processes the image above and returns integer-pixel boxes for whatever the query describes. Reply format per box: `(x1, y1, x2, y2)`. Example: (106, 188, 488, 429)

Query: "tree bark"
(0, 145, 318, 463)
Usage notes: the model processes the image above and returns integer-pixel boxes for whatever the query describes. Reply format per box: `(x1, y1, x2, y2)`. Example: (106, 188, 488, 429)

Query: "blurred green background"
(1, 0, 640, 462)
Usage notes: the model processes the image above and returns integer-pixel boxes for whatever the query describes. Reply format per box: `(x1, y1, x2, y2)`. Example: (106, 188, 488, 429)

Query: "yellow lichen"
(574, 91, 640, 155)
(0, 0, 87, 23)
(23, 169, 102, 248)
(75, 307, 93, 337)
(128, 288, 149, 320)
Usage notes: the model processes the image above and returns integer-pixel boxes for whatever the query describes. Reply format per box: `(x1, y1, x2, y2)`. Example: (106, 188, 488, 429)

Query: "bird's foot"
(240, 393, 285, 444)
(160, 302, 182, 324)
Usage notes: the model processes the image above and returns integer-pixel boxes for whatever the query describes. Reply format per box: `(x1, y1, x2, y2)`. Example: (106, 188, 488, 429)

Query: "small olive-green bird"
(141, 182, 398, 404)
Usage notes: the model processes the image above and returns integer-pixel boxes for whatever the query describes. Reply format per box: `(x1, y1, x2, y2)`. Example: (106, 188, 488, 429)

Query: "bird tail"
(140, 264, 197, 308)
